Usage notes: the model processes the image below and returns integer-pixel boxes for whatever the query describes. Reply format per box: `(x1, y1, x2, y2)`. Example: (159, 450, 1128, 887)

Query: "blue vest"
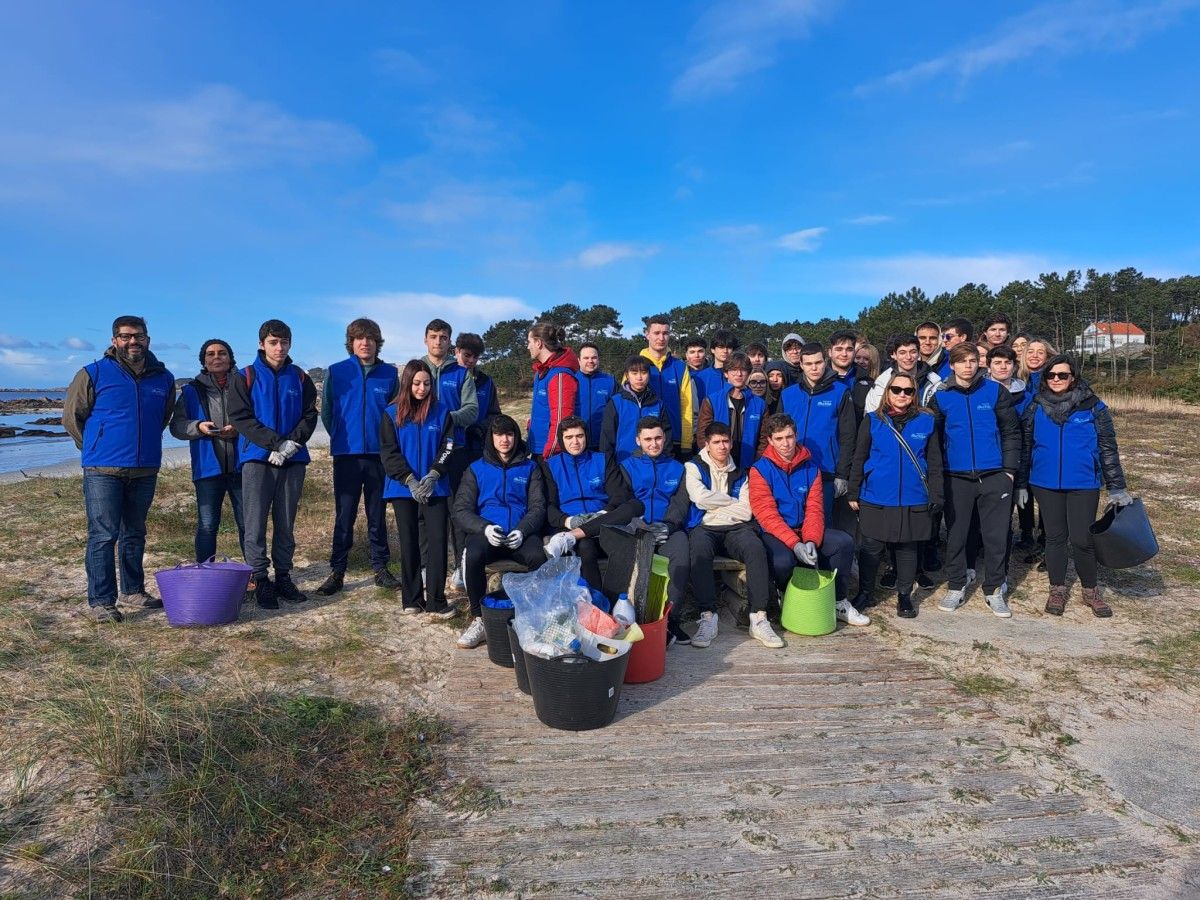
(610, 392, 664, 462)
(326, 357, 398, 456)
(182, 381, 240, 480)
(382, 404, 453, 500)
(833, 365, 860, 389)
(645, 354, 687, 445)
(238, 358, 311, 465)
(470, 456, 537, 532)
(575, 371, 615, 447)
(620, 454, 683, 525)
(690, 366, 725, 404)
(1029, 402, 1104, 490)
(1011, 386, 1031, 418)
(779, 380, 850, 474)
(937, 379, 1004, 474)
(1028, 370, 1043, 393)
(752, 453, 822, 529)
(709, 386, 766, 468)
(685, 459, 748, 530)
(529, 365, 576, 456)
(859, 412, 936, 507)
(80, 356, 174, 469)
(936, 356, 953, 381)
(435, 363, 469, 444)
(546, 450, 608, 516)
(468, 373, 496, 452)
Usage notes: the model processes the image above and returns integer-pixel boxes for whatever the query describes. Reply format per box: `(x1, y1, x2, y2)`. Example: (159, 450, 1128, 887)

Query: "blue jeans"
(194, 472, 245, 563)
(83, 471, 158, 607)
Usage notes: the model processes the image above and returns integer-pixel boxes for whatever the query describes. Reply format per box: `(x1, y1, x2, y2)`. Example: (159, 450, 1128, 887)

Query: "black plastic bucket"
(481, 604, 515, 668)
(524, 650, 631, 731)
(508, 622, 531, 694)
(1091, 498, 1159, 569)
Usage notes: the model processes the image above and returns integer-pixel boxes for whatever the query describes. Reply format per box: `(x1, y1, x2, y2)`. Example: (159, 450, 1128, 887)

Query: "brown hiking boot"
(1081, 586, 1112, 618)
(1045, 585, 1068, 616)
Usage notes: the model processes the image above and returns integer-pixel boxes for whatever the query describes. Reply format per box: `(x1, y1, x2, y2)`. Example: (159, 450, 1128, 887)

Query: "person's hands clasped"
(793, 541, 819, 566)
(277, 440, 301, 460)
(405, 475, 429, 505)
(484, 525, 506, 547)
(505, 529, 524, 549)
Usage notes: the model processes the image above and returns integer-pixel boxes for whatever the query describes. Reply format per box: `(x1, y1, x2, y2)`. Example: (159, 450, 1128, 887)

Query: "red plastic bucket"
(624, 603, 671, 684)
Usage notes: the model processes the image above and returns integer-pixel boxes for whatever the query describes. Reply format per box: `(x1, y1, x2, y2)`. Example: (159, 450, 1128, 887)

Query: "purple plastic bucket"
(154, 558, 251, 627)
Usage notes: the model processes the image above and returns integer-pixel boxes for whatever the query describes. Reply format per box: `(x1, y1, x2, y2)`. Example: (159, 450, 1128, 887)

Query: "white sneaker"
(748, 611, 784, 648)
(986, 591, 1012, 618)
(938, 588, 968, 612)
(836, 598, 870, 627)
(451, 565, 465, 590)
(456, 617, 486, 648)
(692, 611, 718, 648)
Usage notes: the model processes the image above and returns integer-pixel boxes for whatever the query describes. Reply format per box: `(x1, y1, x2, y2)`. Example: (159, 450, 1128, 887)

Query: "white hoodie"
(684, 447, 752, 528)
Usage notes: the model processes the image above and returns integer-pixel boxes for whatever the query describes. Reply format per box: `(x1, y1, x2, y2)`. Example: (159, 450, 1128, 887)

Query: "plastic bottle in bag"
(613, 593, 636, 629)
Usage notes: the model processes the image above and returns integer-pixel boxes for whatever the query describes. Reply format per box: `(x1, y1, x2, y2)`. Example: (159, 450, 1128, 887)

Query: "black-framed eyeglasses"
(888, 386, 916, 396)
(114, 333, 147, 342)
(748, 379, 767, 387)
(1046, 371, 1073, 381)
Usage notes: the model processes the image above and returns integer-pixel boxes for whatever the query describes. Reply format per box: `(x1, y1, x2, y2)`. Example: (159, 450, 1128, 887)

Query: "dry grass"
(1098, 391, 1200, 415)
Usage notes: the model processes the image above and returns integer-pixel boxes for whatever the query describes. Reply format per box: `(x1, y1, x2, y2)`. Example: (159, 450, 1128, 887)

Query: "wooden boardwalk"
(409, 615, 1171, 897)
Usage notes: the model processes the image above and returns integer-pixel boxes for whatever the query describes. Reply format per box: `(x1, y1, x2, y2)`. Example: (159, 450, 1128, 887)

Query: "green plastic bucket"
(780, 567, 837, 636)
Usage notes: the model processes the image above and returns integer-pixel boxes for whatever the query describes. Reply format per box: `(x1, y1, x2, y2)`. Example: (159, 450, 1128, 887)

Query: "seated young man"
(541, 416, 640, 587)
(600, 355, 669, 462)
(684, 422, 782, 649)
(451, 415, 547, 649)
(748, 413, 866, 627)
(618, 416, 692, 646)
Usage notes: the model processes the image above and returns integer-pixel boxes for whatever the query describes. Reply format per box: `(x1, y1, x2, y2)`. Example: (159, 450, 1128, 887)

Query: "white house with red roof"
(1075, 321, 1146, 352)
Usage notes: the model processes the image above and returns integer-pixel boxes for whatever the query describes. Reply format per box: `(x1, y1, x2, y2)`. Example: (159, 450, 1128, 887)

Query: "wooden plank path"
(409, 616, 1169, 897)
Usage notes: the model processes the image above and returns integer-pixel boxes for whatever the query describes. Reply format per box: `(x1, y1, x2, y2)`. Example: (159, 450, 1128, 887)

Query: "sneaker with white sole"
(986, 591, 1012, 618)
(938, 587, 969, 612)
(691, 611, 718, 648)
(836, 598, 870, 626)
(456, 617, 486, 648)
(748, 611, 784, 648)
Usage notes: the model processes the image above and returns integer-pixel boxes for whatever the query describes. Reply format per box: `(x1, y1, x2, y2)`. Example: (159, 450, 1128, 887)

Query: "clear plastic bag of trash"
(506, 557, 591, 658)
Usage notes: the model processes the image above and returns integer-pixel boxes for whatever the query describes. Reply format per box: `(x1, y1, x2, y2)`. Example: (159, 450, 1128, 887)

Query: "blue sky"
(1, 0, 1198, 385)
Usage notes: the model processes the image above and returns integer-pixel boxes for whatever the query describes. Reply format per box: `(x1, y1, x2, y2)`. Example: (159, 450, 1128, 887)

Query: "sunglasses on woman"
(1045, 371, 1072, 381)
(748, 379, 766, 386)
(888, 385, 916, 396)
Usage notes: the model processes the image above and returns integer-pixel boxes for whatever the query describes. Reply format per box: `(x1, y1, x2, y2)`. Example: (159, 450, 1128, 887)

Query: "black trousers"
(575, 535, 605, 590)
(1033, 487, 1100, 588)
(859, 537, 919, 597)
(689, 524, 771, 614)
(463, 533, 546, 617)
(331, 455, 390, 572)
(392, 496, 448, 608)
(762, 530, 855, 604)
(945, 472, 1013, 594)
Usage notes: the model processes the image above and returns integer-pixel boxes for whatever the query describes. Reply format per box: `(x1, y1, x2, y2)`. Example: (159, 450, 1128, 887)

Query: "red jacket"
(530, 347, 579, 457)
(748, 442, 825, 548)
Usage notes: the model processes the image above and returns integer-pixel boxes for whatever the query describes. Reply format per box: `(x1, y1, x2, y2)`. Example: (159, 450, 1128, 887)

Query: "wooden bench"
(484, 555, 748, 600)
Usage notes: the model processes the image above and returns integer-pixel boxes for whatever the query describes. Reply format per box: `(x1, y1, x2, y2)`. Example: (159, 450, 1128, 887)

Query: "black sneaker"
(423, 599, 458, 620)
(880, 570, 897, 590)
(315, 570, 344, 596)
(88, 603, 124, 623)
(667, 621, 691, 646)
(897, 593, 917, 618)
(735, 604, 751, 630)
(916, 571, 936, 590)
(275, 574, 308, 605)
(255, 578, 278, 609)
(374, 567, 401, 590)
(851, 590, 879, 612)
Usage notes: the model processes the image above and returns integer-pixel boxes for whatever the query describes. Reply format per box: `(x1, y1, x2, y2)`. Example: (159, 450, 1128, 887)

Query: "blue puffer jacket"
(381, 403, 454, 499)
(620, 452, 684, 525)
(325, 357, 398, 456)
(469, 453, 538, 531)
(80, 352, 175, 469)
(857, 411, 938, 507)
(544, 449, 608, 516)
(237, 356, 312, 465)
(930, 373, 1019, 476)
(575, 370, 616, 448)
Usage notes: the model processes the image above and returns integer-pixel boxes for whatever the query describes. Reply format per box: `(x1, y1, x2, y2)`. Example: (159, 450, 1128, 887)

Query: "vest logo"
(977, 402, 993, 411)
(512, 475, 528, 485)
(817, 399, 832, 408)
(748, 413, 760, 421)
(589, 476, 603, 488)
(1070, 414, 1091, 424)
(910, 431, 928, 440)
(664, 477, 679, 488)
(598, 389, 610, 397)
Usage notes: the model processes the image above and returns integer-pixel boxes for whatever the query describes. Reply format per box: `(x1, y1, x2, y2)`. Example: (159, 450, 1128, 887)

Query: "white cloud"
(708, 223, 763, 240)
(774, 226, 827, 252)
(836, 252, 1059, 295)
(856, 0, 1196, 96)
(0, 334, 34, 348)
(422, 104, 511, 154)
(672, 0, 832, 102)
(0, 84, 370, 173)
(330, 292, 539, 361)
(373, 48, 435, 84)
(575, 242, 662, 268)
(60, 336, 95, 351)
(845, 214, 894, 225)
(0, 348, 53, 372)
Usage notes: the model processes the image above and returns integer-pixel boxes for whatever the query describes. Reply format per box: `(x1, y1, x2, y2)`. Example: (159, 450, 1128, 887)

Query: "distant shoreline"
(0, 388, 68, 393)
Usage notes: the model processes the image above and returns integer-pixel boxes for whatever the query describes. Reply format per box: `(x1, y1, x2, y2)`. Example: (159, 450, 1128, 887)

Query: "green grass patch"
(42, 670, 449, 897)
(949, 673, 1015, 697)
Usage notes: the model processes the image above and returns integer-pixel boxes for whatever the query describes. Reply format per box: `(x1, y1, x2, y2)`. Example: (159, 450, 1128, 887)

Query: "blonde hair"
(1019, 338, 1058, 380)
